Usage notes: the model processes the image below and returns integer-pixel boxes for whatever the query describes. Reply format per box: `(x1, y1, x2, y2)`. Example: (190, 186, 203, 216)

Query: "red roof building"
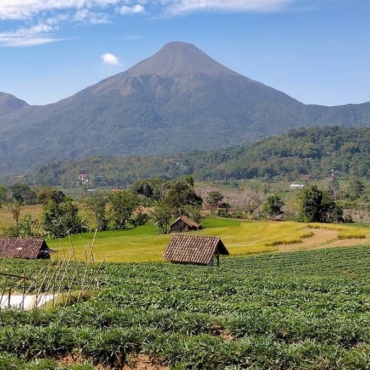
(0, 238, 55, 259)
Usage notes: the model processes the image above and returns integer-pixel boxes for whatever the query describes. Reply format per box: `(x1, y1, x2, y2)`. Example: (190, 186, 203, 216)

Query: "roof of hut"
(170, 215, 200, 228)
(0, 238, 54, 259)
(163, 234, 228, 265)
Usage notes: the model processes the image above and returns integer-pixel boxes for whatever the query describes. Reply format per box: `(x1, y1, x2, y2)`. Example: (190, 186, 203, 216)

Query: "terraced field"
(47, 219, 370, 262)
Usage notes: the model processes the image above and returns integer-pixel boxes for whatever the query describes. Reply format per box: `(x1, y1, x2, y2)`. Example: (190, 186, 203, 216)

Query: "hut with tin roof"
(163, 234, 229, 267)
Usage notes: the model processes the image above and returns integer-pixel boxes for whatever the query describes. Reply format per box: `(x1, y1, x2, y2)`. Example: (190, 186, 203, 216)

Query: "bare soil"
(58, 354, 168, 370)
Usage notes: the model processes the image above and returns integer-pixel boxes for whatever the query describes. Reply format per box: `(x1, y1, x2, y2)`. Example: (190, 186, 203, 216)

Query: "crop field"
(47, 219, 370, 263)
(1, 245, 370, 369)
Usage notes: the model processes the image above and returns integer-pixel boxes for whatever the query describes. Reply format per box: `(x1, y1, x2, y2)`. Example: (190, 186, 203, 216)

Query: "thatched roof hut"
(163, 234, 229, 266)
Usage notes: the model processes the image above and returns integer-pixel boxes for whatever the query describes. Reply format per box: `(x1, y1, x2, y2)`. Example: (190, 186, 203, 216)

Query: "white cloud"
(73, 9, 109, 24)
(101, 53, 121, 65)
(0, 23, 60, 47)
(118, 4, 145, 14)
(0, 1, 121, 20)
(0, 0, 297, 21)
(0, 0, 304, 47)
(159, 0, 294, 15)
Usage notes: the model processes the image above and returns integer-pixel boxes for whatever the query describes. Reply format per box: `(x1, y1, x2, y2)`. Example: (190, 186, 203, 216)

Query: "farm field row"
(47, 219, 370, 262)
(1, 245, 370, 368)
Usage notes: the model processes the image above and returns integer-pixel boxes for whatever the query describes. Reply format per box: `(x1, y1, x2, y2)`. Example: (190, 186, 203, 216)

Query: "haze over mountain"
(0, 93, 28, 117)
(0, 41, 370, 176)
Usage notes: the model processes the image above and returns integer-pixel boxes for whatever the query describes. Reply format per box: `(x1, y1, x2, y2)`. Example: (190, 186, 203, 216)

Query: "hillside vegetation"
(22, 126, 370, 187)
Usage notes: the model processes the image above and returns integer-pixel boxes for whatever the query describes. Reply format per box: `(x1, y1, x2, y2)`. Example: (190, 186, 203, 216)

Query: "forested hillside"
(18, 126, 370, 187)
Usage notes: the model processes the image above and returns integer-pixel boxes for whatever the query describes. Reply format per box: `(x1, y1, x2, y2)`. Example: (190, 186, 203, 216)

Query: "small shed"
(290, 184, 304, 190)
(170, 216, 200, 233)
(163, 234, 229, 266)
(0, 238, 55, 259)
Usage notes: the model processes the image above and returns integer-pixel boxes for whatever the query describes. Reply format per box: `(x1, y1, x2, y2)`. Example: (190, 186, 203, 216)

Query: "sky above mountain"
(1, 0, 369, 107)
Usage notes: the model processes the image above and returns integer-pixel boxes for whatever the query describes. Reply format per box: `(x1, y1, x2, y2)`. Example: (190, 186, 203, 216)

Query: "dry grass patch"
(277, 223, 370, 252)
(0, 204, 43, 228)
(48, 219, 370, 263)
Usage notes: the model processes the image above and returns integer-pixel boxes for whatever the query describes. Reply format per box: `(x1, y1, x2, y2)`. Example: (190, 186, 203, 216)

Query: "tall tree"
(262, 195, 284, 218)
(8, 201, 21, 230)
(0, 185, 8, 208)
(42, 199, 86, 238)
(37, 187, 66, 205)
(84, 191, 108, 231)
(206, 190, 224, 209)
(299, 185, 342, 223)
(151, 203, 172, 234)
(108, 190, 139, 229)
(11, 183, 36, 205)
(163, 180, 203, 218)
(347, 178, 365, 200)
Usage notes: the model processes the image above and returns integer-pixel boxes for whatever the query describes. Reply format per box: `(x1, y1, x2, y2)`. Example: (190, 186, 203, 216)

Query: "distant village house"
(78, 174, 89, 183)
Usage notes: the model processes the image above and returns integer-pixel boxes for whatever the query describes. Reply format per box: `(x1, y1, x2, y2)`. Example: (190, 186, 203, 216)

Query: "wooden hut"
(163, 234, 229, 266)
(170, 215, 200, 233)
(0, 238, 55, 259)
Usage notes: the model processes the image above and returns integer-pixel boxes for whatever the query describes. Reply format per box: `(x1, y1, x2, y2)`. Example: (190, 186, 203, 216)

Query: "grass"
(45, 219, 370, 263)
(0, 204, 43, 228)
(1, 202, 369, 263)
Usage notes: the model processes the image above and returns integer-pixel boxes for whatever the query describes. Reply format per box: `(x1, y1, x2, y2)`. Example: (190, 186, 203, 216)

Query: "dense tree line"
(0, 171, 368, 238)
(10, 126, 370, 189)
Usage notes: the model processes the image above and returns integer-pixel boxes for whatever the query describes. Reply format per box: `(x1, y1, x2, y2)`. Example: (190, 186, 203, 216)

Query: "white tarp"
(0, 294, 56, 310)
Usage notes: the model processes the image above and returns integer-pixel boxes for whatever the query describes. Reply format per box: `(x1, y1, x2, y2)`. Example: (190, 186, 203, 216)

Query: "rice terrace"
(2, 219, 370, 369)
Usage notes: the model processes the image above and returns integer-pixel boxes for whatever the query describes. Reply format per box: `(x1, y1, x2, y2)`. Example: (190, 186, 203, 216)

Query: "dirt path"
(277, 228, 370, 252)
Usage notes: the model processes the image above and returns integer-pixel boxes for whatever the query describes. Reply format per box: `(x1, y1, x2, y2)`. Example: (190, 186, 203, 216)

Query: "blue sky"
(0, 0, 369, 106)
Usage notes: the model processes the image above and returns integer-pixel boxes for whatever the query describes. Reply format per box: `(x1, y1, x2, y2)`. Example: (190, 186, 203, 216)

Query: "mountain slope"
(0, 93, 28, 117)
(0, 42, 369, 176)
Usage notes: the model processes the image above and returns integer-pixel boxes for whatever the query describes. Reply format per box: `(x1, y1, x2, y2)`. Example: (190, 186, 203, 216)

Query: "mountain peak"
(126, 41, 238, 77)
(0, 92, 28, 116)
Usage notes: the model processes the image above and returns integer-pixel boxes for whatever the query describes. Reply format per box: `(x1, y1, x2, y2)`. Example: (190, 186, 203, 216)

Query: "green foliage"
(262, 194, 285, 217)
(8, 201, 21, 229)
(19, 126, 370, 188)
(299, 185, 343, 223)
(107, 190, 139, 230)
(10, 183, 36, 205)
(42, 199, 87, 238)
(206, 190, 224, 208)
(347, 178, 365, 200)
(36, 187, 66, 205)
(84, 191, 108, 231)
(0, 185, 8, 207)
(130, 211, 149, 227)
(163, 180, 203, 217)
(131, 179, 154, 198)
(3, 246, 370, 368)
(151, 202, 172, 234)
(18, 213, 42, 238)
